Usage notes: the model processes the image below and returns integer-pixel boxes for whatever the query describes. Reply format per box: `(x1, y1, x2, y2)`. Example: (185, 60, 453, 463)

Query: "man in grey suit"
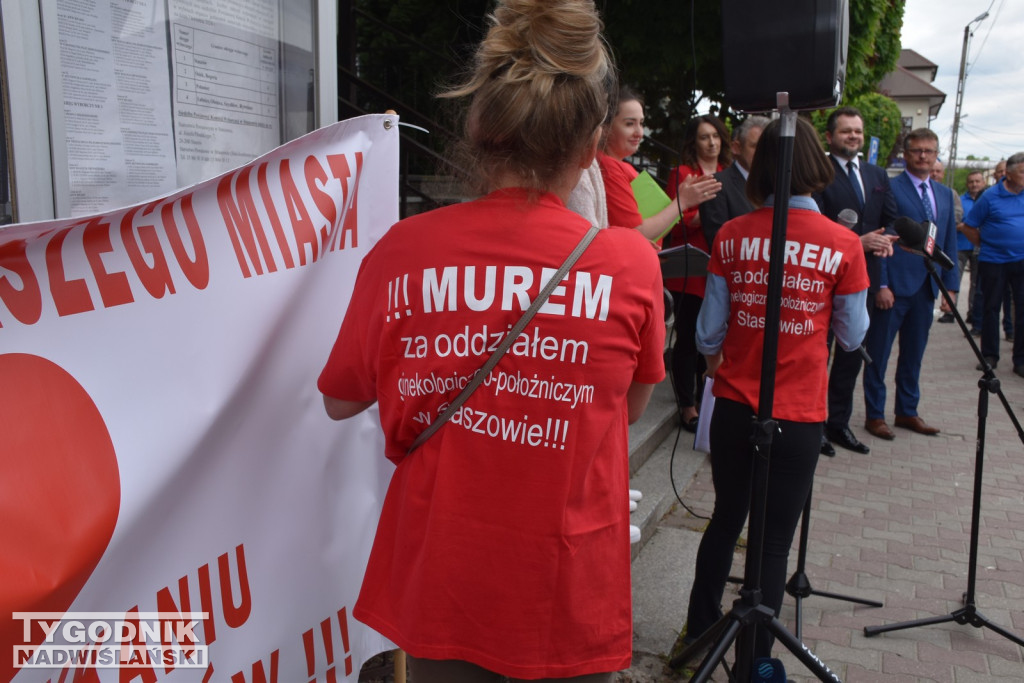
(815, 107, 898, 454)
(698, 115, 769, 246)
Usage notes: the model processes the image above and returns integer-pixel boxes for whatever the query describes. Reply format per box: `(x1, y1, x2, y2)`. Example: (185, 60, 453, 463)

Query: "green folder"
(630, 170, 680, 242)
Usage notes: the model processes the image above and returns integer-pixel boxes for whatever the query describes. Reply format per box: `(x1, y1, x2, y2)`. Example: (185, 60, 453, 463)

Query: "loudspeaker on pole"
(721, 0, 849, 112)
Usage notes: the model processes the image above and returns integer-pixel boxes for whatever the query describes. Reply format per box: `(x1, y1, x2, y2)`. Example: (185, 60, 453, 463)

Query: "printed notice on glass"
(169, 0, 281, 186)
(55, 0, 177, 216)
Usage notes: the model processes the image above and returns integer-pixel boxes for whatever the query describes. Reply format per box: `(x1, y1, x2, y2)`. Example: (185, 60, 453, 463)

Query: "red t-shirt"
(596, 152, 642, 230)
(665, 163, 720, 296)
(708, 207, 869, 422)
(318, 189, 665, 678)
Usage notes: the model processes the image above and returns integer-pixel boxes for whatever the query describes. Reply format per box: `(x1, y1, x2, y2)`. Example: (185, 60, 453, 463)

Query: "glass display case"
(0, 0, 334, 222)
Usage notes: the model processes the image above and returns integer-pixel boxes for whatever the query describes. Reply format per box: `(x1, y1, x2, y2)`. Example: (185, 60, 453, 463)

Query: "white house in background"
(877, 49, 946, 134)
(875, 49, 1000, 178)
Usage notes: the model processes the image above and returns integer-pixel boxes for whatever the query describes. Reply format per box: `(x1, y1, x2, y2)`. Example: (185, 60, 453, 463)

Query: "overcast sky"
(900, 0, 1024, 163)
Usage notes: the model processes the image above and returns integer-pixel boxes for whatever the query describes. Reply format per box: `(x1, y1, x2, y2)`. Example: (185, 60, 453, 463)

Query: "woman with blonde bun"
(318, 1, 666, 681)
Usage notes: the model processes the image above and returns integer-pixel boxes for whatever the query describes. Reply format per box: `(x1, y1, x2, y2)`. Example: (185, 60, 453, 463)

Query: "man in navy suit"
(699, 115, 769, 246)
(815, 107, 899, 454)
(862, 128, 960, 438)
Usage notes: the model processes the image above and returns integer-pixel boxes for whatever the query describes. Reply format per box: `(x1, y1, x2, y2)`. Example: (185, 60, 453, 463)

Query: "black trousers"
(979, 260, 1024, 366)
(825, 344, 862, 430)
(671, 291, 707, 410)
(685, 397, 821, 660)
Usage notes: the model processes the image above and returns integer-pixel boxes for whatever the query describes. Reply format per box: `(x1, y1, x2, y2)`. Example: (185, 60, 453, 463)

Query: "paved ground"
(624, 296, 1024, 681)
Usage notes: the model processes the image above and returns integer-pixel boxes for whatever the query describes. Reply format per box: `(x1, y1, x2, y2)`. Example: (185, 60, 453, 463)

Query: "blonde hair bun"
(445, 0, 613, 194)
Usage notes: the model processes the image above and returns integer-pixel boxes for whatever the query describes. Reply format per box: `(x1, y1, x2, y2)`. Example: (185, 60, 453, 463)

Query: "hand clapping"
(677, 174, 722, 211)
(861, 227, 899, 257)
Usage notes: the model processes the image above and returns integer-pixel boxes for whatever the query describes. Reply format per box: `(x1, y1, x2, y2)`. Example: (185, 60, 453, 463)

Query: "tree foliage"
(343, 0, 907, 171)
(845, 0, 906, 101)
(345, 1, 488, 131)
(811, 91, 903, 166)
(599, 1, 725, 152)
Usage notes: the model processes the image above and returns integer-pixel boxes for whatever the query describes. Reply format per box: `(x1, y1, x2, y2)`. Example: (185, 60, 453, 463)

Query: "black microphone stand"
(668, 98, 840, 682)
(787, 204, 883, 635)
(863, 257, 1024, 647)
(785, 489, 883, 640)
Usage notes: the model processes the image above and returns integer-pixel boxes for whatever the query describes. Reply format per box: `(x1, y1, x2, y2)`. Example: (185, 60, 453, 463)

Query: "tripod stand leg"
(767, 616, 841, 682)
(667, 610, 741, 682)
(690, 619, 742, 682)
(786, 490, 883, 639)
(793, 592, 803, 641)
(863, 612, 956, 637)
(863, 604, 1024, 645)
(811, 588, 882, 608)
(973, 612, 1024, 647)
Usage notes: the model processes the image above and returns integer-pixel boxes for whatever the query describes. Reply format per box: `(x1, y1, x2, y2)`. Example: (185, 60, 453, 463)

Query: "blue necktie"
(847, 161, 864, 207)
(919, 181, 935, 222)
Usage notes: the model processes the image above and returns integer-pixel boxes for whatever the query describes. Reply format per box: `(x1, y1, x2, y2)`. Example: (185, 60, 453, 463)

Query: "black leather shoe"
(938, 313, 954, 323)
(819, 434, 835, 457)
(1014, 366, 1024, 379)
(976, 356, 998, 371)
(825, 425, 870, 454)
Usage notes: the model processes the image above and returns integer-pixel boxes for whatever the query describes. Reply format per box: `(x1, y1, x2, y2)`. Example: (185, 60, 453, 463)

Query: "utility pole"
(947, 11, 989, 187)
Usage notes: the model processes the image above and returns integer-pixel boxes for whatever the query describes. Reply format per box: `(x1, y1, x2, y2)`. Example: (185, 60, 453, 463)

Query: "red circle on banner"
(0, 353, 120, 683)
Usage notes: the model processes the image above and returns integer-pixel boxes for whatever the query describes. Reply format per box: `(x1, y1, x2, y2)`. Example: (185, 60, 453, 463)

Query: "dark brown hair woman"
(683, 115, 867, 663)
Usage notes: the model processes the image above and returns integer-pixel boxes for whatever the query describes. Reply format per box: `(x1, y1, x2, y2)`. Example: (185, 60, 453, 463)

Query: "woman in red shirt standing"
(596, 88, 720, 241)
(684, 117, 870, 661)
(666, 115, 732, 429)
(318, 2, 667, 681)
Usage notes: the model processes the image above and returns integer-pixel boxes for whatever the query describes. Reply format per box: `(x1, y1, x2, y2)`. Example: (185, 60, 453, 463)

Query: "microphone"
(859, 345, 872, 365)
(833, 209, 871, 365)
(893, 216, 955, 271)
(924, 220, 938, 256)
(836, 208, 858, 230)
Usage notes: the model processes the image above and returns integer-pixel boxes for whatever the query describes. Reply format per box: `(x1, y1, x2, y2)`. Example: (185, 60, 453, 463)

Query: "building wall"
(893, 97, 933, 135)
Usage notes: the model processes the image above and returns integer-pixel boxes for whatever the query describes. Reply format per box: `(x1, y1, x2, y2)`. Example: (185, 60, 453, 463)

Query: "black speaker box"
(721, 0, 849, 112)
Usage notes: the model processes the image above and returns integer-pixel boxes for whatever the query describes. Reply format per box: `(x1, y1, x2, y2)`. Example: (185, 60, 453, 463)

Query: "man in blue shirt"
(957, 170, 986, 333)
(933, 160, 961, 324)
(962, 152, 1024, 376)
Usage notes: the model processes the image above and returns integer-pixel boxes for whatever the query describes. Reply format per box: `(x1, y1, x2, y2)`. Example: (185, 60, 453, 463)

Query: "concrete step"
(626, 379, 708, 559)
(625, 380, 710, 667)
(627, 378, 679, 476)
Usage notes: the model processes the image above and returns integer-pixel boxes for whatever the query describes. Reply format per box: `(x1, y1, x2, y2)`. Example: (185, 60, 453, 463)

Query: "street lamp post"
(947, 11, 989, 187)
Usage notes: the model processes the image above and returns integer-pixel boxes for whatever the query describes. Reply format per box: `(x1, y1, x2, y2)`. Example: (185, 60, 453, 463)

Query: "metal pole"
(946, 25, 970, 186)
(947, 12, 989, 187)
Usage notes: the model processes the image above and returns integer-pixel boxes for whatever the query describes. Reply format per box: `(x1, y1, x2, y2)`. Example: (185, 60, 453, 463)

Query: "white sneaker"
(628, 489, 643, 502)
(629, 500, 638, 512)
(629, 525, 641, 544)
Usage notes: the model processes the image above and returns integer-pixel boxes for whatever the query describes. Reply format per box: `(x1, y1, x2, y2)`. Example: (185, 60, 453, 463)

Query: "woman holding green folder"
(596, 87, 720, 244)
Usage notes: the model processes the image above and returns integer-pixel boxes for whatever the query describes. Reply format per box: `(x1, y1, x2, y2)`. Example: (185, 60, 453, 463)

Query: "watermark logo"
(12, 612, 209, 670)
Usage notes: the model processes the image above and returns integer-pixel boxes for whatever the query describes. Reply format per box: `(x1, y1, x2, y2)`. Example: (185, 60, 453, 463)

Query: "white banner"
(0, 114, 399, 682)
